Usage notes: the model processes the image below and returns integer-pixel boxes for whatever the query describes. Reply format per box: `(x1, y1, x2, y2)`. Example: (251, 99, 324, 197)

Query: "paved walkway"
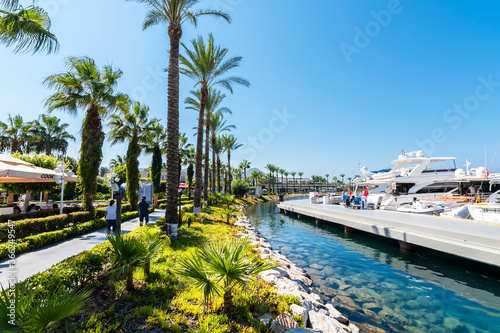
(0, 210, 165, 288)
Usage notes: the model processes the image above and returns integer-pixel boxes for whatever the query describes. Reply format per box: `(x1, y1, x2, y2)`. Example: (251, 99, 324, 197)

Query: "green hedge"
(0, 206, 82, 223)
(0, 212, 139, 260)
(0, 211, 94, 242)
(25, 242, 111, 297)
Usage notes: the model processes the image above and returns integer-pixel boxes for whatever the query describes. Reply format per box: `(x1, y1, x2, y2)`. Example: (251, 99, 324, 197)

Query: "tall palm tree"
(340, 174, 345, 185)
(29, 114, 75, 156)
(284, 171, 289, 193)
(210, 112, 234, 193)
(298, 172, 304, 192)
(240, 159, 250, 181)
(0, 113, 29, 153)
(179, 132, 193, 185)
(108, 101, 156, 210)
(279, 168, 285, 193)
(325, 174, 329, 185)
(145, 121, 167, 206)
(221, 134, 242, 195)
(44, 56, 127, 215)
(290, 171, 296, 192)
(130, 0, 231, 226)
(186, 88, 231, 197)
(0, 0, 59, 54)
(250, 170, 262, 186)
(265, 164, 275, 194)
(180, 33, 250, 212)
(212, 136, 225, 193)
(183, 147, 196, 198)
(274, 167, 279, 194)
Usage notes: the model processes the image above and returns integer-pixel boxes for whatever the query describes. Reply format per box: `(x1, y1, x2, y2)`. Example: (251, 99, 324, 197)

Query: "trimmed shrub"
(0, 206, 82, 223)
(231, 179, 249, 198)
(0, 211, 96, 242)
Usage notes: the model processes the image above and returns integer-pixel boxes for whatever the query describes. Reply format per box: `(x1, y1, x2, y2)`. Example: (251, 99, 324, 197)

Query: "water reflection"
(246, 201, 500, 333)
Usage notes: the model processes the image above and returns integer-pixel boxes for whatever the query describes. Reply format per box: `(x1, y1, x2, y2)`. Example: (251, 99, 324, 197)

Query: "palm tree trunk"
(217, 157, 221, 193)
(126, 268, 134, 291)
(227, 150, 232, 194)
(80, 103, 104, 216)
(222, 289, 234, 314)
(45, 147, 52, 156)
(165, 24, 182, 228)
(204, 114, 210, 199)
(144, 261, 151, 276)
(193, 87, 208, 213)
(212, 134, 217, 192)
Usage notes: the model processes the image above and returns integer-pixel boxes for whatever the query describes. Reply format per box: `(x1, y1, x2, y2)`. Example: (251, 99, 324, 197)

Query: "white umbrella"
(0, 154, 77, 183)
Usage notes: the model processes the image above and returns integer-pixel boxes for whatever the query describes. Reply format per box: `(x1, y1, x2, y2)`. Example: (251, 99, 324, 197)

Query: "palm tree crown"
(0, 0, 59, 54)
(29, 114, 75, 156)
(0, 113, 28, 154)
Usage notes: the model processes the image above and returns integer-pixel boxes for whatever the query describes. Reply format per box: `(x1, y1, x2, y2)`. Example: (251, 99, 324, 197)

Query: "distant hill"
(245, 167, 265, 177)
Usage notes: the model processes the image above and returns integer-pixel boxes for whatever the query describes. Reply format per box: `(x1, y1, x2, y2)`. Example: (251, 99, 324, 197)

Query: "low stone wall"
(235, 214, 360, 333)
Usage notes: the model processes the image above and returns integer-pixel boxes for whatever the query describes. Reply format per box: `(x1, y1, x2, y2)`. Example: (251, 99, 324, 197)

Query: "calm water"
(246, 200, 500, 333)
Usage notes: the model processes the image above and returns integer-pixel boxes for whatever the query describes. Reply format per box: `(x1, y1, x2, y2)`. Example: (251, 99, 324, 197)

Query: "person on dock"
(105, 200, 117, 233)
(138, 196, 150, 226)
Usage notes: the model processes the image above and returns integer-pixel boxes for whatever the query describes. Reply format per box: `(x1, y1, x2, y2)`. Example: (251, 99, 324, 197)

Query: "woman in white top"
(104, 200, 117, 233)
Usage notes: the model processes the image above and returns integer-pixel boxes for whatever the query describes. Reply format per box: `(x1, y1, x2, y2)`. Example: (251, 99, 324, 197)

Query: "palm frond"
(0, 5, 59, 54)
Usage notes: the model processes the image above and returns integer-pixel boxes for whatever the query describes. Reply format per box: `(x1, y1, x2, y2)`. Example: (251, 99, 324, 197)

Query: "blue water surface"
(245, 200, 500, 333)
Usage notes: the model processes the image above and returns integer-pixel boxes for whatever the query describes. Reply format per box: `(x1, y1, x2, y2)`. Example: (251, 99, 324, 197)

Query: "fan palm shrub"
(220, 194, 236, 209)
(220, 207, 237, 224)
(106, 231, 165, 290)
(0, 284, 90, 332)
(176, 238, 276, 313)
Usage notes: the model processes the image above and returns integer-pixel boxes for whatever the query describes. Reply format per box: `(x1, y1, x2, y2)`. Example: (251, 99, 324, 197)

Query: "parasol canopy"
(0, 154, 77, 183)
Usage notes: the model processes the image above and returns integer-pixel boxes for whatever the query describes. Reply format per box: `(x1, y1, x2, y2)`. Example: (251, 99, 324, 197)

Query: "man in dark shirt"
(138, 196, 150, 226)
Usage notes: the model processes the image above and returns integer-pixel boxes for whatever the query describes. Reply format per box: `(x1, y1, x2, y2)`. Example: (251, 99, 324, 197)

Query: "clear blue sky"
(2, 0, 500, 179)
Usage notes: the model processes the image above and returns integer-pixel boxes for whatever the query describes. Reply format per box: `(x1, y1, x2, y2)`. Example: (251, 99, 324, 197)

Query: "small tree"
(231, 179, 249, 198)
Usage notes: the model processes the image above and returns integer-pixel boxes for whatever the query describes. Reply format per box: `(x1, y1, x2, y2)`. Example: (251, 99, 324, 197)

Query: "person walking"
(105, 200, 117, 233)
(138, 196, 150, 226)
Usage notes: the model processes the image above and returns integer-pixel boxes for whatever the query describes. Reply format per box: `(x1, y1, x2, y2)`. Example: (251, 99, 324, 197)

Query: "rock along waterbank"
(236, 195, 360, 333)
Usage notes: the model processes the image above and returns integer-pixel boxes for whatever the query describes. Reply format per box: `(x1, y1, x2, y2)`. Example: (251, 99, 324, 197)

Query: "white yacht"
(361, 150, 458, 210)
(468, 185, 500, 223)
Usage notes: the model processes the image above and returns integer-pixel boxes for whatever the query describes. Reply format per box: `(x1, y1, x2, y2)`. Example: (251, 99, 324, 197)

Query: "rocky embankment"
(235, 214, 360, 333)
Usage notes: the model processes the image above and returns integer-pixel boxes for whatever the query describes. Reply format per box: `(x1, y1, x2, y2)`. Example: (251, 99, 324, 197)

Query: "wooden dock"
(277, 199, 500, 268)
